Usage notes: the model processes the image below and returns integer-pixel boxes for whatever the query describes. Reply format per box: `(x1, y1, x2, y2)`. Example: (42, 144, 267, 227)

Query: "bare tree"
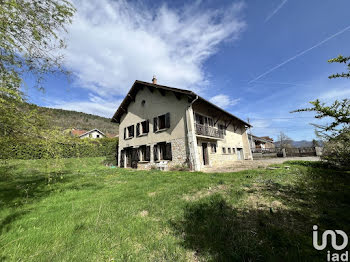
(276, 132, 293, 148)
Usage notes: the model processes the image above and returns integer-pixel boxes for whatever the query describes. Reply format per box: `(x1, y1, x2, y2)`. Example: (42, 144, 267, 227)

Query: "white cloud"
(49, 94, 122, 118)
(319, 86, 350, 101)
(209, 94, 240, 108)
(63, 0, 246, 97)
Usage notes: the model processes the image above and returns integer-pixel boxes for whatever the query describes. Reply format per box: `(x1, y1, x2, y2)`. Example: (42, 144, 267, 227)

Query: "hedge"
(0, 137, 118, 160)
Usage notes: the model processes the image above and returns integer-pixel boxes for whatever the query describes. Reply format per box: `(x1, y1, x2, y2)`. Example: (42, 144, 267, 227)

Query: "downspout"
(186, 95, 199, 171)
(188, 95, 199, 109)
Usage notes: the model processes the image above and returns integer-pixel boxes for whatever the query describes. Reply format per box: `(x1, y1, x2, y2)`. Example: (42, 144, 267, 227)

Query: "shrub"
(321, 129, 350, 169)
(0, 137, 118, 160)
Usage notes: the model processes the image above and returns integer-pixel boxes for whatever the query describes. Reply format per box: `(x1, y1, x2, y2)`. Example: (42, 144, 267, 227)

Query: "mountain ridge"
(26, 104, 119, 135)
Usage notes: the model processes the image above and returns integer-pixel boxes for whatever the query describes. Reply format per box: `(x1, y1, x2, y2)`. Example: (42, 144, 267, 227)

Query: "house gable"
(118, 85, 192, 150)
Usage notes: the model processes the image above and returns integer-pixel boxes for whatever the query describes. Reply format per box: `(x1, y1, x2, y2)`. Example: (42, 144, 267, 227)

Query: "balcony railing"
(195, 123, 224, 138)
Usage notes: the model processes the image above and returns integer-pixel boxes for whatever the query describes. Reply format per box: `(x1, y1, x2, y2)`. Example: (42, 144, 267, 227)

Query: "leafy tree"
(328, 55, 350, 79)
(292, 55, 350, 137)
(321, 128, 350, 168)
(293, 55, 350, 168)
(311, 139, 319, 147)
(0, 0, 75, 138)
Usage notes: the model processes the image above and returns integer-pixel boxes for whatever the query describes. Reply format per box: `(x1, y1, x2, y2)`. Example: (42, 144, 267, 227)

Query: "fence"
(252, 147, 323, 159)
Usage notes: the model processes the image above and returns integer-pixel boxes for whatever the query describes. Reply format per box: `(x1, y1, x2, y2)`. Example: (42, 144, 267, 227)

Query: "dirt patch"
(139, 210, 149, 217)
(202, 157, 320, 173)
(243, 183, 288, 212)
(148, 192, 156, 197)
(183, 184, 228, 201)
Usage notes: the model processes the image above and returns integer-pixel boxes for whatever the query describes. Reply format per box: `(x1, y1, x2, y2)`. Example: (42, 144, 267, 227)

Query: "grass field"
(0, 157, 349, 261)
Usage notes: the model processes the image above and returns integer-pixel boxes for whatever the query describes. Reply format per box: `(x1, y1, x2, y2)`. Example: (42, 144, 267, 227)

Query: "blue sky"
(26, 0, 350, 141)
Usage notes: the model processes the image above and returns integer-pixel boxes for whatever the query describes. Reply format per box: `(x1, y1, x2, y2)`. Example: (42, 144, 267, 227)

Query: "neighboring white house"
(71, 128, 109, 139)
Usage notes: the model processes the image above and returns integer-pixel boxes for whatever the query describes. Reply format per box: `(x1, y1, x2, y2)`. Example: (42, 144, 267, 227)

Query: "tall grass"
(0, 158, 349, 261)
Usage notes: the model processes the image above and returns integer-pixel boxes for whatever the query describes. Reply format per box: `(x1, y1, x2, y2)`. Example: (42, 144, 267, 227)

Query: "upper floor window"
(228, 148, 231, 154)
(124, 125, 134, 139)
(195, 113, 214, 127)
(218, 124, 226, 135)
(222, 147, 226, 154)
(154, 113, 170, 132)
(136, 120, 149, 137)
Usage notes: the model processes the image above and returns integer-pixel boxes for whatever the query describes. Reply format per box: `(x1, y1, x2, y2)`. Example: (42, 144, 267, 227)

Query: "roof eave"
(196, 96, 252, 127)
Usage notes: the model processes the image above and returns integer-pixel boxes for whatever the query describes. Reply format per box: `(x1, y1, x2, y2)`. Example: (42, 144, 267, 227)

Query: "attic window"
(153, 113, 170, 132)
(141, 100, 146, 106)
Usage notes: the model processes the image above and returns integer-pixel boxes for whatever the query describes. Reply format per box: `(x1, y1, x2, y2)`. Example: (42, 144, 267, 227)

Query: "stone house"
(111, 78, 252, 171)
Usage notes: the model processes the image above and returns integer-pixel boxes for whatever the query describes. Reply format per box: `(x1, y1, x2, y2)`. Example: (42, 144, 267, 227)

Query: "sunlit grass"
(0, 157, 349, 261)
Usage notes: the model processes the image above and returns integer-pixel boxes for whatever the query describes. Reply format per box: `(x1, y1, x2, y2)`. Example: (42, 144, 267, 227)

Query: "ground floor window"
(222, 147, 226, 154)
(228, 148, 231, 154)
(154, 142, 172, 161)
(210, 143, 217, 153)
(138, 145, 150, 161)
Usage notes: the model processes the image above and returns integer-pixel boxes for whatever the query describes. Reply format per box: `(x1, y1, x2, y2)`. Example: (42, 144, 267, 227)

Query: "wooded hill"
(26, 104, 119, 135)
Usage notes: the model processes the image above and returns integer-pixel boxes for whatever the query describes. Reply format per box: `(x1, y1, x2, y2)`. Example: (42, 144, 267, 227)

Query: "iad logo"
(313, 225, 348, 261)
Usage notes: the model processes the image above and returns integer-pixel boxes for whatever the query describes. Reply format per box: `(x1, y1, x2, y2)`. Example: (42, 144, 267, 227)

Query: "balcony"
(195, 123, 224, 139)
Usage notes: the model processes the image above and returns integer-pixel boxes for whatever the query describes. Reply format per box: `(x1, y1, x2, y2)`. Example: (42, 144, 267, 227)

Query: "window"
(218, 124, 226, 135)
(96, 134, 100, 138)
(124, 125, 134, 139)
(154, 142, 172, 161)
(136, 120, 149, 137)
(195, 113, 204, 125)
(138, 145, 150, 162)
(222, 147, 226, 154)
(210, 143, 217, 153)
(208, 118, 214, 127)
(232, 148, 236, 154)
(195, 113, 214, 127)
(154, 113, 170, 132)
(228, 148, 231, 154)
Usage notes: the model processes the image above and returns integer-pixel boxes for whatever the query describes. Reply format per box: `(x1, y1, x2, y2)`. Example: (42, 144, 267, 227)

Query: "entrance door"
(237, 148, 243, 160)
(131, 148, 138, 169)
(202, 143, 209, 165)
(125, 148, 132, 167)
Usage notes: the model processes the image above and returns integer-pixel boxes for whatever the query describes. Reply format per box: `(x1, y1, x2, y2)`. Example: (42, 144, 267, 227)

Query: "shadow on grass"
(171, 164, 350, 262)
(0, 210, 29, 233)
(172, 194, 315, 262)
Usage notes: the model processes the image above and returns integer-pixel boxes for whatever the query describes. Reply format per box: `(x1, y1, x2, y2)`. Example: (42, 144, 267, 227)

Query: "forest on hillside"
(25, 104, 119, 135)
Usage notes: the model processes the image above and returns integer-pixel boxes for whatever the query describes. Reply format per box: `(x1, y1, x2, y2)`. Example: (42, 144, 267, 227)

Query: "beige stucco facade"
(115, 81, 252, 171)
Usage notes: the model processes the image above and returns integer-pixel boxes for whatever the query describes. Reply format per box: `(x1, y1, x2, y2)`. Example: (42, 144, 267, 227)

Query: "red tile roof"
(71, 129, 88, 136)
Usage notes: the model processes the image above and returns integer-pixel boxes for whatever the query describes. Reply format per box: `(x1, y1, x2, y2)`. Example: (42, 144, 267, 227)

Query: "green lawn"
(0, 158, 349, 261)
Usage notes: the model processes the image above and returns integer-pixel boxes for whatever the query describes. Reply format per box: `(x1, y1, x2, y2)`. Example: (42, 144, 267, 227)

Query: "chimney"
(152, 75, 157, 84)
